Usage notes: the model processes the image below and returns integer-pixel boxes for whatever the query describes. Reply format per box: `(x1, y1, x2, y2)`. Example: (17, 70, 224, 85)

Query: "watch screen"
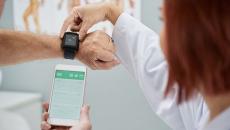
(65, 34, 77, 47)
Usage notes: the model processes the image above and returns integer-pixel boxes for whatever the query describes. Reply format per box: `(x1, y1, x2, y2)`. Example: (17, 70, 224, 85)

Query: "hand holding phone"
(41, 102, 91, 130)
(48, 64, 87, 126)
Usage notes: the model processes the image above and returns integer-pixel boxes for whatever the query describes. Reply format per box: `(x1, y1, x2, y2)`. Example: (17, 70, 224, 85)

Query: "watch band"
(63, 48, 76, 59)
(61, 32, 80, 60)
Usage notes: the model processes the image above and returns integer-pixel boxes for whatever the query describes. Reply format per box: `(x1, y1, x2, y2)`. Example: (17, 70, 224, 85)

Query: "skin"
(41, 103, 91, 130)
(60, 2, 122, 40)
(204, 93, 230, 121)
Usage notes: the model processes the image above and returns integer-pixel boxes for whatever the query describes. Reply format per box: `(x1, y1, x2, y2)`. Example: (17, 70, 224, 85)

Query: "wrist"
(105, 2, 122, 25)
(48, 36, 63, 58)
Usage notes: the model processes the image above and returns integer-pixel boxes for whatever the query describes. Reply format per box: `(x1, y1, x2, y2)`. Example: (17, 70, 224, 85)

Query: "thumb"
(80, 105, 90, 122)
(79, 22, 93, 41)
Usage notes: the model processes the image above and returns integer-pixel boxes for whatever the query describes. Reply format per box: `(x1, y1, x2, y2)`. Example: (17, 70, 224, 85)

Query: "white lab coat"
(111, 13, 230, 130)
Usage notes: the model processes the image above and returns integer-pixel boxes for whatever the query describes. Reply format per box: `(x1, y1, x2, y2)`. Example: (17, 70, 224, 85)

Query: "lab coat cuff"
(112, 13, 132, 46)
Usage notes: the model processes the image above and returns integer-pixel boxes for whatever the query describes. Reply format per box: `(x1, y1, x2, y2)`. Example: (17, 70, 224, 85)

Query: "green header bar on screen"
(55, 70, 85, 80)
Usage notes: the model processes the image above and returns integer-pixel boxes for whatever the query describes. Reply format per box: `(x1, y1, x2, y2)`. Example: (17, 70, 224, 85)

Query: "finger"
(80, 105, 90, 122)
(88, 63, 97, 70)
(43, 102, 49, 112)
(79, 21, 93, 41)
(74, 16, 83, 25)
(96, 49, 119, 62)
(60, 15, 74, 38)
(42, 112, 49, 121)
(70, 24, 81, 32)
(95, 60, 120, 70)
(41, 121, 51, 130)
(70, 18, 83, 32)
(60, 8, 82, 38)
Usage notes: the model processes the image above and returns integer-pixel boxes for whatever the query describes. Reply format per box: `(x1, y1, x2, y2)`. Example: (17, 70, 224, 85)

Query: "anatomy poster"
(13, 0, 140, 35)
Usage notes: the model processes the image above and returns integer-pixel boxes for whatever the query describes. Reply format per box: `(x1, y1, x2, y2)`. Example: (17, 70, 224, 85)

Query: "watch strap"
(63, 48, 76, 59)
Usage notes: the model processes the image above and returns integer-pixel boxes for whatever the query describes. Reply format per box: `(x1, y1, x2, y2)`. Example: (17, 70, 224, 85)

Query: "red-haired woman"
(42, 1, 230, 130)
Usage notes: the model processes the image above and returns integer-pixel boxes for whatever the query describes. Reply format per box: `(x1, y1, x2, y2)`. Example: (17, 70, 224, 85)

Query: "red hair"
(164, 0, 230, 103)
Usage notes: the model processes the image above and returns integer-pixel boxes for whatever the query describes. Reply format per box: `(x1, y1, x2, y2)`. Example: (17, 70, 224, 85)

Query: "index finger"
(60, 14, 75, 38)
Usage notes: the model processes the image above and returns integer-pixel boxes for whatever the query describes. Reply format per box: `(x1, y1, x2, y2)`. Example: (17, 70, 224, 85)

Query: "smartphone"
(48, 64, 87, 126)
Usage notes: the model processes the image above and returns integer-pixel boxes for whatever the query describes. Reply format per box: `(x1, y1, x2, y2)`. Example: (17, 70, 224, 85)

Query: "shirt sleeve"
(112, 13, 201, 130)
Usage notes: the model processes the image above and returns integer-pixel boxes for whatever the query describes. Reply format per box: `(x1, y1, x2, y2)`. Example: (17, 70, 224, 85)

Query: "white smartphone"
(48, 64, 87, 126)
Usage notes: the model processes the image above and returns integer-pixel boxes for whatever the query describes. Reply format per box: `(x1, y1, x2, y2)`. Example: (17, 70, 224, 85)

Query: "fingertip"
(60, 28, 66, 38)
(41, 121, 51, 130)
(113, 61, 120, 66)
(85, 104, 90, 111)
(60, 29, 67, 38)
(60, 33, 64, 38)
(42, 102, 49, 111)
(113, 56, 120, 64)
(82, 104, 90, 112)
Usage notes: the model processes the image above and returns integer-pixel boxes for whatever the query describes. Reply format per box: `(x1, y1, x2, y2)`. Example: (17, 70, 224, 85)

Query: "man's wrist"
(48, 36, 63, 58)
(105, 2, 122, 25)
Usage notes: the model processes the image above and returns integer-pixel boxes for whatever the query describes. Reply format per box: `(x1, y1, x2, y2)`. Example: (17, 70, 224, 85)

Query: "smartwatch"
(61, 32, 80, 59)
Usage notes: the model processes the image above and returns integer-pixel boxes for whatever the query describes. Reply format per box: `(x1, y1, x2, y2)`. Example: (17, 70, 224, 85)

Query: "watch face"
(65, 34, 77, 47)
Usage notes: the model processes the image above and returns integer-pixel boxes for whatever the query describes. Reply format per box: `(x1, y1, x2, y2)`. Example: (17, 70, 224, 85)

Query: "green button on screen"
(55, 70, 85, 80)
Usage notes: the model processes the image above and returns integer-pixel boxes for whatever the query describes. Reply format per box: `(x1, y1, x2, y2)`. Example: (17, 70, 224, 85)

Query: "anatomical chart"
(13, 0, 140, 35)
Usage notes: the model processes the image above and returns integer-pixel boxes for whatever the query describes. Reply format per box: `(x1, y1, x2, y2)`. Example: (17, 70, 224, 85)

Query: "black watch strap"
(63, 48, 76, 59)
(61, 32, 79, 60)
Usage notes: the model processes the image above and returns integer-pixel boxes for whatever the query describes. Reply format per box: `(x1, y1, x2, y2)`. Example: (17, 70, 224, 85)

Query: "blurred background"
(0, 0, 171, 130)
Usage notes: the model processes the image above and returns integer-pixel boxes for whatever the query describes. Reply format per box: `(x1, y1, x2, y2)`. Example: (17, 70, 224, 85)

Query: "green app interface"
(49, 70, 85, 120)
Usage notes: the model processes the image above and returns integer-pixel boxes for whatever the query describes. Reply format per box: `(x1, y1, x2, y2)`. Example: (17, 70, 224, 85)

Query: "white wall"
(0, 0, 171, 130)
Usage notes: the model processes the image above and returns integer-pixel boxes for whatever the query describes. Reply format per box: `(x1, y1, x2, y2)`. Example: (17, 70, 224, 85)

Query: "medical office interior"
(0, 0, 171, 130)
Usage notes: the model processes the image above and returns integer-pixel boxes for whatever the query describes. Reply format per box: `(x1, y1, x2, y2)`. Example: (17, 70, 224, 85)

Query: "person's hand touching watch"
(41, 103, 92, 130)
(77, 30, 119, 70)
(60, 2, 123, 40)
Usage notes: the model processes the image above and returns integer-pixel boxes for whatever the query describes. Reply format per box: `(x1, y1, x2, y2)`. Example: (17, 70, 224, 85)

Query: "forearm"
(0, 30, 62, 66)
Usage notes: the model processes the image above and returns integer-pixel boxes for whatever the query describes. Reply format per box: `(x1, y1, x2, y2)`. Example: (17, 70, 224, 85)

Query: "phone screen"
(49, 70, 85, 120)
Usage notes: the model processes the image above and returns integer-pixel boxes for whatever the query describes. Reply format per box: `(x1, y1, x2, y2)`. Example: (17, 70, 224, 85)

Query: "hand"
(60, 2, 122, 40)
(41, 103, 92, 130)
(76, 30, 120, 70)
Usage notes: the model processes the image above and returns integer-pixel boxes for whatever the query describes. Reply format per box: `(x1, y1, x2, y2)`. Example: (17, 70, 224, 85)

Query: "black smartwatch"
(61, 32, 80, 59)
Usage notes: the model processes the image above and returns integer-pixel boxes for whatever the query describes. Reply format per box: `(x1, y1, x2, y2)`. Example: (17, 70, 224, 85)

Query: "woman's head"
(160, 0, 230, 103)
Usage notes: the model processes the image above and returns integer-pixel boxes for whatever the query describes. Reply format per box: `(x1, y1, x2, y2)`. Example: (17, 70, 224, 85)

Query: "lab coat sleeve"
(112, 13, 194, 130)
